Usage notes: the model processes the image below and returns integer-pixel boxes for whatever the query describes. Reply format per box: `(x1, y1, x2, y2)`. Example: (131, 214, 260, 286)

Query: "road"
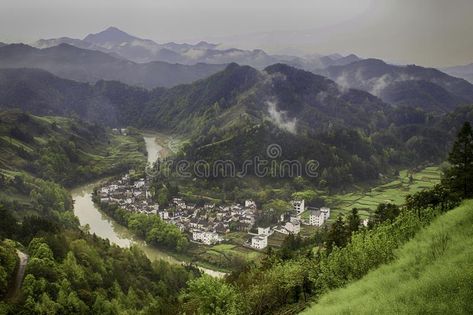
(9, 250, 28, 300)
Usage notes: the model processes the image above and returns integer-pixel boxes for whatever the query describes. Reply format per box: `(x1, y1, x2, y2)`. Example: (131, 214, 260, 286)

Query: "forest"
(1, 115, 471, 314)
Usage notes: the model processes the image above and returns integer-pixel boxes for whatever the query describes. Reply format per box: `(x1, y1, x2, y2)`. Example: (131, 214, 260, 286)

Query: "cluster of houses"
(97, 173, 331, 250)
(248, 200, 331, 250)
(97, 174, 158, 215)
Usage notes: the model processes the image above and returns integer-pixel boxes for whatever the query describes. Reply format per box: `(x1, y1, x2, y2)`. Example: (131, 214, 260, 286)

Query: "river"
(70, 133, 225, 277)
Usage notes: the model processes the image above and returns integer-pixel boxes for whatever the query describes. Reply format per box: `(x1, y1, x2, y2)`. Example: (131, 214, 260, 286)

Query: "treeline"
(0, 240, 18, 300)
(95, 197, 189, 252)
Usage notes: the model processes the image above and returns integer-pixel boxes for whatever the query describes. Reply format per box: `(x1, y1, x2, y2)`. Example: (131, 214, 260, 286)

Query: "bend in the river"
(71, 132, 225, 278)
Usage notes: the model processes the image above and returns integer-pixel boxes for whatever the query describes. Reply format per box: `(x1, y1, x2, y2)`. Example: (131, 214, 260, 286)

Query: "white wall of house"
(309, 210, 325, 226)
(258, 227, 271, 236)
(251, 235, 268, 249)
(321, 207, 331, 220)
(292, 200, 305, 214)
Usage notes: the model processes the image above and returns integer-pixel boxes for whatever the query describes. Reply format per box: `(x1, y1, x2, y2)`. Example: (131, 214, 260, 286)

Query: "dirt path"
(9, 250, 28, 300)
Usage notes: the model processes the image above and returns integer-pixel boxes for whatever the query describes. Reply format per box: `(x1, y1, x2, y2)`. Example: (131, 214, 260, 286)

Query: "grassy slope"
(302, 200, 473, 315)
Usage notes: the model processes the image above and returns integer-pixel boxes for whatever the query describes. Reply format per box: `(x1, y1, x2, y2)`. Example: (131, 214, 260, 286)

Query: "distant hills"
(0, 68, 150, 126)
(316, 59, 473, 112)
(443, 63, 473, 84)
(0, 43, 225, 88)
(0, 64, 389, 132)
(32, 26, 362, 69)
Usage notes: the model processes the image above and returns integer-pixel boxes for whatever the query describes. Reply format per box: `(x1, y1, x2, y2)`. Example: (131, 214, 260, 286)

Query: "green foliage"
(181, 275, 242, 315)
(197, 182, 460, 315)
(326, 215, 349, 251)
(347, 208, 361, 234)
(17, 231, 197, 314)
(443, 121, 473, 198)
(0, 240, 18, 298)
(0, 111, 146, 187)
(303, 200, 473, 315)
(373, 203, 400, 224)
(97, 201, 189, 252)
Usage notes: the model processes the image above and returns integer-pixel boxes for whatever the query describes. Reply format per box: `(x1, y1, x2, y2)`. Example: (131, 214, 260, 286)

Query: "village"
(97, 172, 331, 250)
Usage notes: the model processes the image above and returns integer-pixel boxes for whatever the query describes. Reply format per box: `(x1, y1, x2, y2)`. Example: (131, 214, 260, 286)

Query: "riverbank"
(71, 178, 227, 277)
(70, 131, 227, 277)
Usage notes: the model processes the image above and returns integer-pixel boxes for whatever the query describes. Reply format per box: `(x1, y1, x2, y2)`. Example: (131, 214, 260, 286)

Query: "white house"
(251, 235, 268, 249)
(192, 230, 223, 245)
(158, 211, 169, 220)
(245, 200, 257, 209)
(257, 226, 271, 236)
(134, 180, 145, 189)
(320, 207, 331, 220)
(283, 218, 301, 234)
(308, 210, 325, 226)
(109, 184, 119, 191)
(292, 200, 305, 214)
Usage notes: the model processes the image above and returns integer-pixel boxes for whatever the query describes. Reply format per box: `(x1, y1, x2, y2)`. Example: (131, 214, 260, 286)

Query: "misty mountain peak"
(84, 26, 137, 44)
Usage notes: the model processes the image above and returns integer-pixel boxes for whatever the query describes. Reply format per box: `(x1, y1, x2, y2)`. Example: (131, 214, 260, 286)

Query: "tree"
(263, 199, 291, 215)
(373, 203, 400, 224)
(180, 275, 242, 315)
(326, 215, 348, 251)
(0, 205, 18, 239)
(347, 208, 361, 234)
(443, 121, 473, 198)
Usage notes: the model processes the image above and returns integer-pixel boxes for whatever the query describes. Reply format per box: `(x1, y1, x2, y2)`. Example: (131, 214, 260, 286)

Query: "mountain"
(32, 27, 361, 70)
(0, 64, 392, 187)
(84, 26, 136, 44)
(138, 62, 390, 134)
(0, 63, 388, 133)
(0, 68, 151, 126)
(82, 26, 185, 63)
(0, 43, 226, 88)
(318, 53, 362, 67)
(34, 27, 266, 65)
(0, 64, 472, 189)
(316, 59, 473, 112)
(443, 62, 473, 84)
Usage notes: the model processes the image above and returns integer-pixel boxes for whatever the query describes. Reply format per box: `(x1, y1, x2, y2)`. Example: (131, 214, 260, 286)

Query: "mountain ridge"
(0, 43, 226, 88)
(315, 58, 473, 112)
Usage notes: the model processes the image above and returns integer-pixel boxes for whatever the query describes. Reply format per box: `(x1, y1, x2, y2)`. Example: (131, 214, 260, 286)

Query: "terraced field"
(323, 166, 441, 220)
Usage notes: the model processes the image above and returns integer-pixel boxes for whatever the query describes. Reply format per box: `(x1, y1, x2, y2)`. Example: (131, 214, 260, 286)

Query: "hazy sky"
(1, 0, 472, 66)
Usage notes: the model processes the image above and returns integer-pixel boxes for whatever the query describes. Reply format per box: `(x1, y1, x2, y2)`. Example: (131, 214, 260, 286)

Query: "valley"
(70, 133, 226, 277)
(1, 12, 473, 314)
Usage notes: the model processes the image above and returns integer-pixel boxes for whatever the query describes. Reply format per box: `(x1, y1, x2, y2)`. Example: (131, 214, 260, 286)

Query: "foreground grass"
(302, 200, 473, 315)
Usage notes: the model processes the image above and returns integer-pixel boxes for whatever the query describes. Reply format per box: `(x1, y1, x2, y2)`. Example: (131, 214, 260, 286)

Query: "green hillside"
(302, 200, 473, 315)
(0, 110, 146, 186)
